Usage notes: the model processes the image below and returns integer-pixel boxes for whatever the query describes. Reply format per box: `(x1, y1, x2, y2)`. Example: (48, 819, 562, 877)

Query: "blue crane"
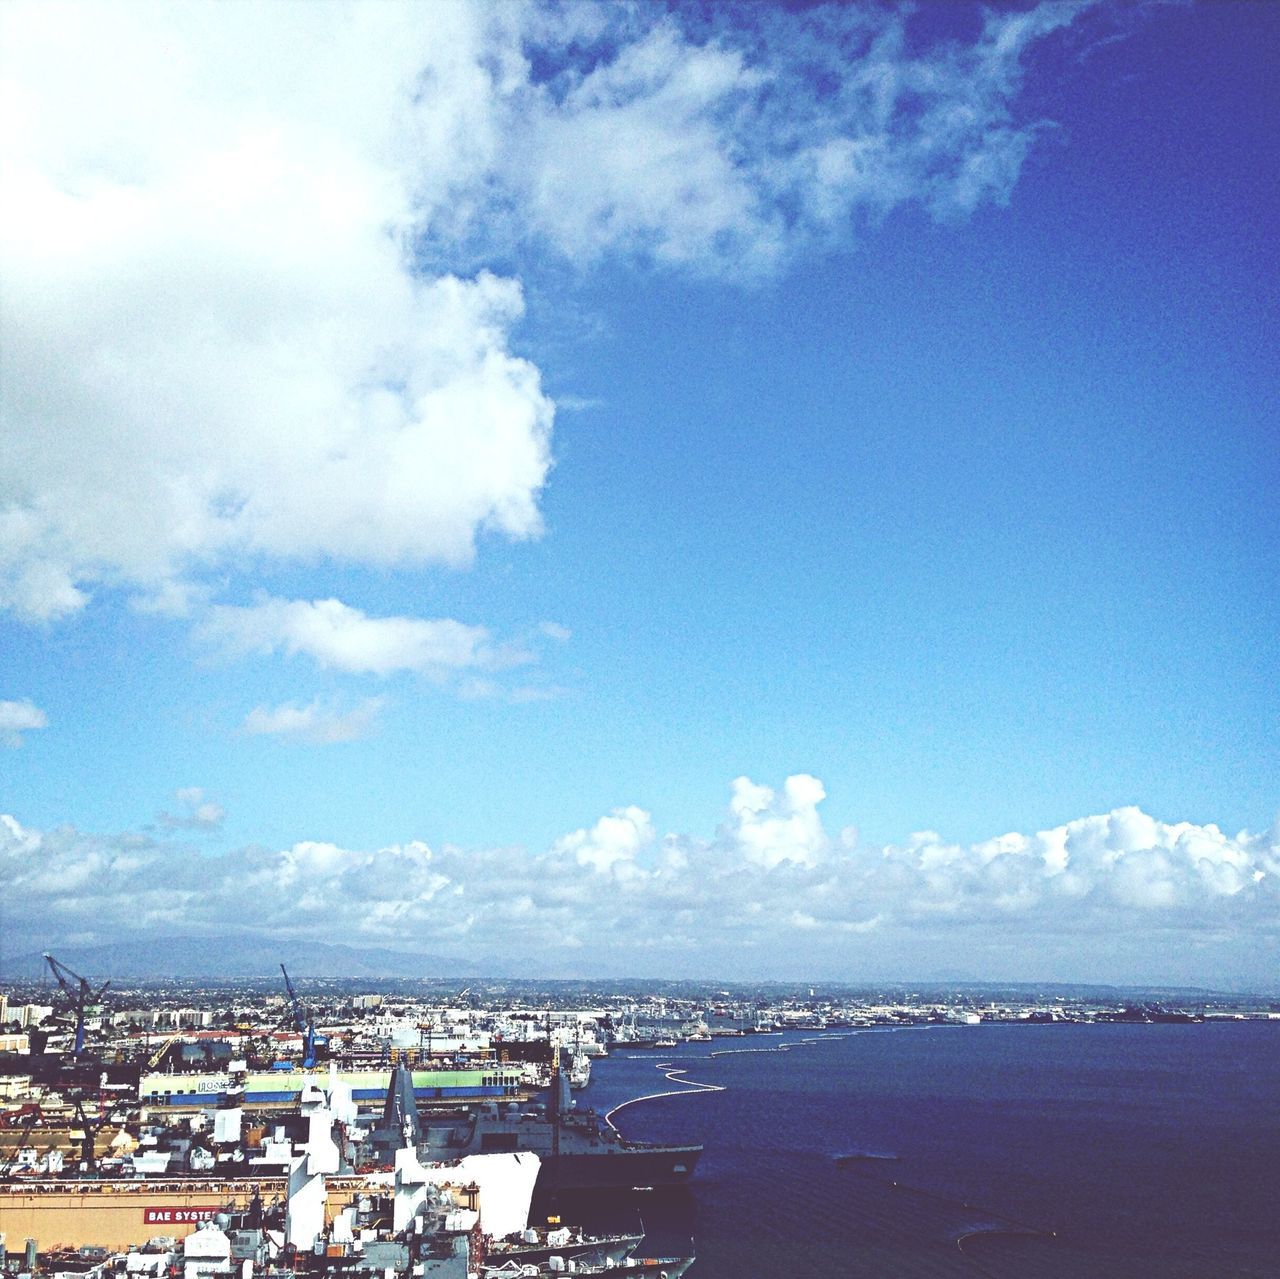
(279, 963, 327, 1068)
(43, 953, 110, 1057)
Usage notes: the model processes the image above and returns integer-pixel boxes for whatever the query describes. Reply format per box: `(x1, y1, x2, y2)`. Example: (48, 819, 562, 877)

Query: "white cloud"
(873, 805, 1277, 924)
(726, 773, 829, 868)
(554, 805, 656, 874)
(198, 595, 525, 678)
(158, 787, 225, 831)
(4, 778, 1275, 981)
(0, 2, 551, 619)
(1, 0, 1095, 620)
(241, 697, 387, 745)
(0, 698, 47, 746)
(473, 2, 1090, 273)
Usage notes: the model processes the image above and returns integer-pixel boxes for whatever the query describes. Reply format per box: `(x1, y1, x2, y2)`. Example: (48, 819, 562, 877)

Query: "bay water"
(563, 1022, 1278, 1277)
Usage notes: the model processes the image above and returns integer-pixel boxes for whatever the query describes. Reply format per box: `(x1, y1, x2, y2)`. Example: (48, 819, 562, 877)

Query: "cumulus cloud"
(553, 806, 656, 875)
(3, 778, 1276, 980)
(241, 697, 387, 745)
(1, 0, 1097, 620)
(725, 773, 830, 868)
(158, 787, 225, 831)
(0, 698, 48, 746)
(0, 2, 551, 620)
(198, 596, 527, 678)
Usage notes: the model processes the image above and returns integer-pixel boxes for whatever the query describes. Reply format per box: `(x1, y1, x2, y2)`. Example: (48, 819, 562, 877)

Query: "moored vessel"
(484, 1224, 642, 1268)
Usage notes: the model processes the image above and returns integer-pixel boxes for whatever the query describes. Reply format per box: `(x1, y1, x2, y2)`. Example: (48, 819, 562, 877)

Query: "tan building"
(0, 1123, 124, 1170)
(0, 1176, 367, 1251)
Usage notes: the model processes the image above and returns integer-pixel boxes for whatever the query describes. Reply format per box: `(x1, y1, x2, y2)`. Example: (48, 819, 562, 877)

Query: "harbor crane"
(0, 1106, 44, 1177)
(42, 952, 110, 1057)
(279, 964, 327, 1069)
(71, 1096, 108, 1173)
(147, 1030, 183, 1071)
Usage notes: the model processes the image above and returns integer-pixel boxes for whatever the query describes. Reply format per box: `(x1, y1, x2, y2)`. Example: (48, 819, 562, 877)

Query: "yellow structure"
(0, 1176, 368, 1251)
(0, 1125, 121, 1167)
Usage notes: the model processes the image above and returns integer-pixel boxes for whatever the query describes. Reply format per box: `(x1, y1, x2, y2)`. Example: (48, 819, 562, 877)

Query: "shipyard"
(0, 959, 710, 1278)
(2, 961, 1276, 1279)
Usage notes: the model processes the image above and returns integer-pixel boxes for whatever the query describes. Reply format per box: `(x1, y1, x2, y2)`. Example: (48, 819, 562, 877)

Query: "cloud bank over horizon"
(1, 0, 1093, 628)
(4, 777, 1275, 986)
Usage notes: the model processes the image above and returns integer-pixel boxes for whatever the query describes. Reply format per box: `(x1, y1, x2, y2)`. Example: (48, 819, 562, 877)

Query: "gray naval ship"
(483, 1225, 694, 1277)
(423, 1099, 702, 1193)
(373, 1058, 702, 1194)
(485, 1223, 643, 1268)
(480, 1256, 694, 1278)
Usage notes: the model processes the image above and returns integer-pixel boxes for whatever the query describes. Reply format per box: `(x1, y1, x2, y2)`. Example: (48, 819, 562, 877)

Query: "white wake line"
(709, 1031, 858, 1058)
(604, 1027, 915, 1127)
(605, 1064, 726, 1127)
(707, 1024, 937, 1059)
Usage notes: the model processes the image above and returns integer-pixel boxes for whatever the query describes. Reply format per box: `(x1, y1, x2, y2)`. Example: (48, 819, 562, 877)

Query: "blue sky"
(1, 0, 1276, 986)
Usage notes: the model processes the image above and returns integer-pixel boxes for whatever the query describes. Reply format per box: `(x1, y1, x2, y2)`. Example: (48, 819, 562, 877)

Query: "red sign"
(143, 1207, 221, 1225)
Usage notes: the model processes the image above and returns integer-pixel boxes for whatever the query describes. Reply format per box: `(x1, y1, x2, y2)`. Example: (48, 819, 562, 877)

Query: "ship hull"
(423, 1106, 702, 1193)
(536, 1145, 701, 1192)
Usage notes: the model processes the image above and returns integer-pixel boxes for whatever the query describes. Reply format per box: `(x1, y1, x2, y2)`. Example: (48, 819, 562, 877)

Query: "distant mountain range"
(0, 937, 1259, 994)
(0, 935, 487, 982)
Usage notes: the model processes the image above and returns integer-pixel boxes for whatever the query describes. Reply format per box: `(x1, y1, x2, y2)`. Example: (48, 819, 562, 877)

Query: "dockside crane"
(71, 1096, 108, 1173)
(0, 1106, 44, 1177)
(42, 952, 110, 1057)
(279, 964, 327, 1069)
(147, 1030, 183, 1071)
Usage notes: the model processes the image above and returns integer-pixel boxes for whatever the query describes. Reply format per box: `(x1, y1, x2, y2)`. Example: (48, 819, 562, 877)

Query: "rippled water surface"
(556, 1022, 1279, 1277)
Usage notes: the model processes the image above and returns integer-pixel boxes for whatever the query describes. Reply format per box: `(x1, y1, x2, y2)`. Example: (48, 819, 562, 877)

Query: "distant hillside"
(2, 935, 484, 982)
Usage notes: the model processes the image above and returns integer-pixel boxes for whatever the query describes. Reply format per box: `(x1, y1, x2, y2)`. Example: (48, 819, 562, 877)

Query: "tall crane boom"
(43, 953, 110, 1057)
(279, 964, 306, 1034)
(147, 1030, 183, 1071)
(279, 963, 326, 1068)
